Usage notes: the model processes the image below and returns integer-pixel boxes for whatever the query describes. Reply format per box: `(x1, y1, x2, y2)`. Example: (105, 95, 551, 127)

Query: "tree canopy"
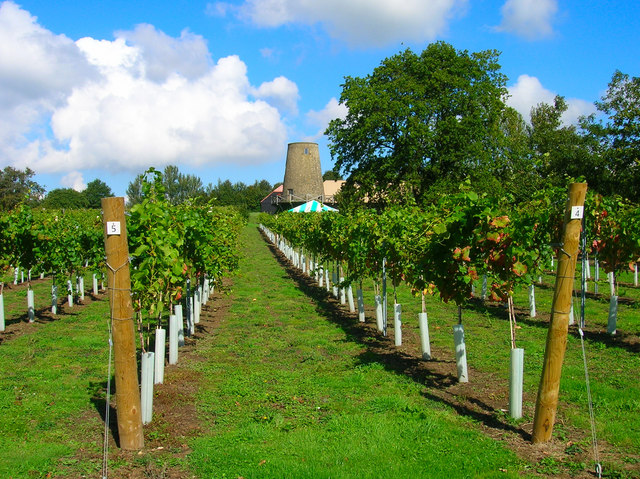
(326, 42, 509, 207)
(581, 70, 640, 201)
(205, 179, 273, 211)
(126, 165, 204, 207)
(525, 95, 594, 191)
(322, 169, 343, 181)
(162, 165, 204, 205)
(42, 188, 88, 209)
(84, 179, 113, 208)
(0, 167, 44, 211)
(126, 165, 273, 212)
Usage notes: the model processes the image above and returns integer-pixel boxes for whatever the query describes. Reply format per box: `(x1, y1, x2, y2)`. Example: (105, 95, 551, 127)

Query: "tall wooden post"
(102, 197, 144, 450)
(532, 183, 587, 443)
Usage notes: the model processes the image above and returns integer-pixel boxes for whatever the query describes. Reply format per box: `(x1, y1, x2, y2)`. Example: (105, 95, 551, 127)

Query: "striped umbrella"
(287, 200, 338, 212)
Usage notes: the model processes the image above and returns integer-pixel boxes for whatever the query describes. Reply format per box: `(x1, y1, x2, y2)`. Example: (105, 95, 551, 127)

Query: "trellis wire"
(576, 218, 602, 478)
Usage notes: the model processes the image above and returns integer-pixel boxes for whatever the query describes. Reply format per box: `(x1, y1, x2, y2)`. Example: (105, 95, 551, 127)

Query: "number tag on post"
(570, 206, 584, 220)
(107, 221, 121, 235)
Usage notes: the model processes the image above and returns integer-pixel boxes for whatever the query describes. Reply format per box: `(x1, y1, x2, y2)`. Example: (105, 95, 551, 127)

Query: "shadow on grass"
(88, 378, 120, 447)
(261, 232, 533, 442)
(2, 303, 80, 330)
(464, 293, 640, 355)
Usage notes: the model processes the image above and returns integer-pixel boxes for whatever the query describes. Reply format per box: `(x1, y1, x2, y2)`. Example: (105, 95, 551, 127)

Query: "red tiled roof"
(260, 184, 283, 203)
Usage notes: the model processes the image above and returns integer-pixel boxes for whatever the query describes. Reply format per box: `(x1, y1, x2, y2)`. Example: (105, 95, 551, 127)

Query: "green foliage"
(588, 192, 640, 274)
(0, 202, 104, 287)
(129, 168, 184, 319)
(0, 202, 39, 272)
(128, 168, 244, 326)
(262, 185, 566, 305)
(326, 42, 509, 207)
(0, 166, 44, 212)
(42, 188, 88, 209)
(126, 165, 205, 207)
(206, 178, 274, 212)
(83, 179, 113, 208)
(581, 70, 640, 201)
(528, 95, 593, 189)
(322, 169, 343, 181)
(162, 165, 204, 205)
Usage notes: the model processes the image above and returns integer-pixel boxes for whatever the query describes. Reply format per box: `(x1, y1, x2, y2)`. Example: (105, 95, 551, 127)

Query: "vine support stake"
(101, 197, 144, 450)
(532, 182, 587, 444)
(1, 286, 5, 332)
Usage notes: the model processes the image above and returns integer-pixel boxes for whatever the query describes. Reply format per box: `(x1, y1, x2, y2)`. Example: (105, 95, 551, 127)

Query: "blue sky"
(1, 0, 638, 197)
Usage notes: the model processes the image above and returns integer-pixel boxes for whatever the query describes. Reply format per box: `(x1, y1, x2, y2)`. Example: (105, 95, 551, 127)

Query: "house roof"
(260, 184, 283, 203)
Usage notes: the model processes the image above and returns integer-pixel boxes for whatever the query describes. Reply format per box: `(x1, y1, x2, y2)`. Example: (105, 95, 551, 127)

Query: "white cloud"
(0, 1, 95, 150)
(216, 0, 468, 47)
(507, 74, 595, 125)
(29, 54, 287, 173)
(60, 171, 86, 191)
(496, 0, 557, 40)
(564, 98, 596, 125)
(77, 37, 141, 72)
(0, 1, 95, 107)
(305, 97, 348, 139)
(0, 2, 293, 177)
(117, 24, 212, 83)
(252, 76, 299, 115)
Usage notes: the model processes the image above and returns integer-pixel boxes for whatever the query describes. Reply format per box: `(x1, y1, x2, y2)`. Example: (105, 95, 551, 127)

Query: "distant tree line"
(126, 165, 275, 212)
(0, 167, 113, 211)
(0, 164, 276, 213)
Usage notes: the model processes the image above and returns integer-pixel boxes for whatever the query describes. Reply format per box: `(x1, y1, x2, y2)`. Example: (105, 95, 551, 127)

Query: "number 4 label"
(107, 221, 121, 235)
(571, 206, 584, 220)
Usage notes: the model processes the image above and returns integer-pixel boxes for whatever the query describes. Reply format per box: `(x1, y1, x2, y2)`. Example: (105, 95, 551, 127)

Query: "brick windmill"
(278, 142, 324, 207)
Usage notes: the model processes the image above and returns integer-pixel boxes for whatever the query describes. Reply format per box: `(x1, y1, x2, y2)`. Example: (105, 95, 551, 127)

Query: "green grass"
(1, 271, 101, 326)
(0, 298, 110, 477)
(183, 217, 527, 478)
(366, 271, 640, 473)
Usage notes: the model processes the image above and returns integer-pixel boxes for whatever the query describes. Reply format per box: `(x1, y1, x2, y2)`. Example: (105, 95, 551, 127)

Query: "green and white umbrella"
(287, 200, 338, 212)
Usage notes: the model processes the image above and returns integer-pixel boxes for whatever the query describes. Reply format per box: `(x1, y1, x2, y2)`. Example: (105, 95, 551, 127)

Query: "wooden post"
(102, 197, 144, 450)
(532, 183, 587, 443)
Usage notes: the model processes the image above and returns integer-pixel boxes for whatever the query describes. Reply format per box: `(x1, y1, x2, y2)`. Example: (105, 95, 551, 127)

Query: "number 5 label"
(107, 221, 121, 235)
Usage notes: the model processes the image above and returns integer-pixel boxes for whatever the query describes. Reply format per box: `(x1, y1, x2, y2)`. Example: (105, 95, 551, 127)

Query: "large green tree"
(0, 167, 44, 211)
(126, 165, 204, 207)
(461, 105, 540, 203)
(326, 42, 509, 207)
(243, 179, 274, 211)
(581, 70, 640, 201)
(126, 174, 144, 207)
(162, 165, 204, 205)
(42, 188, 88, 209)
(83, 179, 113, 208)
(527, 95, 594, 189)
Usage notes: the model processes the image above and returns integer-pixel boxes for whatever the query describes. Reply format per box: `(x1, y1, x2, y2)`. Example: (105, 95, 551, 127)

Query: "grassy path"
(178, 219, 527, 478)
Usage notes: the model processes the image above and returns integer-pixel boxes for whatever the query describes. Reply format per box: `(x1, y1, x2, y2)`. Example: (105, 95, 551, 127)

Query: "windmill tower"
(281, 142, 324, 204)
